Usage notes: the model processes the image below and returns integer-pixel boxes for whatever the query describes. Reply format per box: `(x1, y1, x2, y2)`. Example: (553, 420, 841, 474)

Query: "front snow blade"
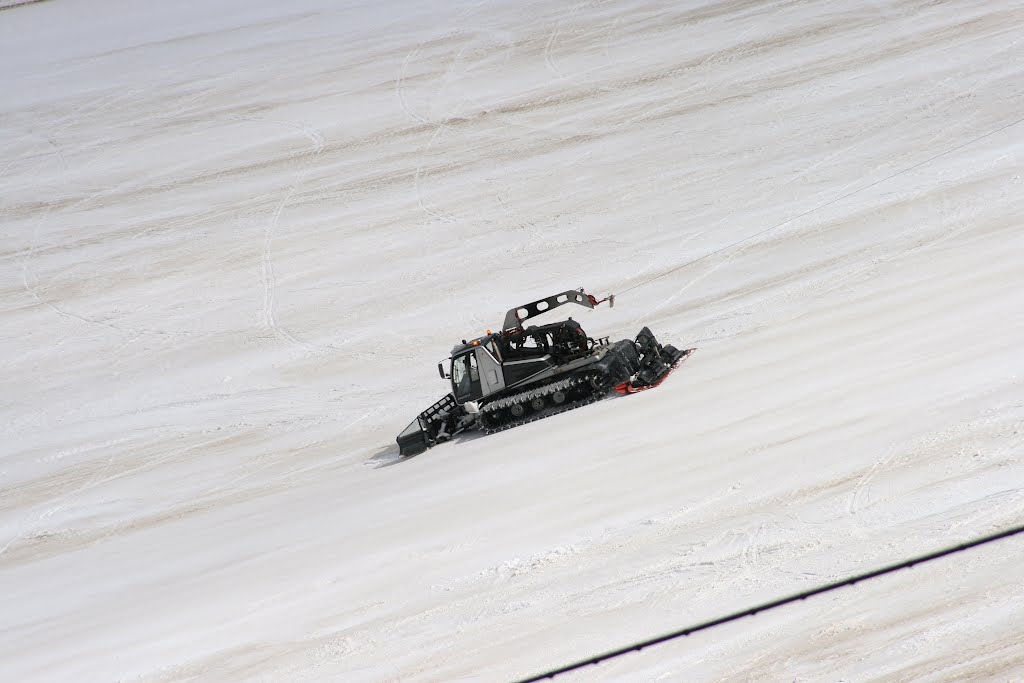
(397, 418, 429, 457)
(396, 393, 470, 457)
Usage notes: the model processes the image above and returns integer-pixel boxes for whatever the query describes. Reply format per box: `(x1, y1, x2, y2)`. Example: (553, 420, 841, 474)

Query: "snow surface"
(2, 0, 1024, 680)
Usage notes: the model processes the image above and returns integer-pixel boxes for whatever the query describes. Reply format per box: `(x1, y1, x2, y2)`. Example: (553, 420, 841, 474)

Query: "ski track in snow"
(2, 0, 1024, 681)
(249, 115, 326, 348)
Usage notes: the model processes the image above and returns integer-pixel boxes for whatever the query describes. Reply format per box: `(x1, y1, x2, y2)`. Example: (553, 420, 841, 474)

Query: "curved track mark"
(397, 45, 431, 125)
(235, 116, 325, 348)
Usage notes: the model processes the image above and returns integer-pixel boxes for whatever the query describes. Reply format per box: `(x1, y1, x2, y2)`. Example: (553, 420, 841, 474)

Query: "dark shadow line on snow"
(0, 0, 53, 13)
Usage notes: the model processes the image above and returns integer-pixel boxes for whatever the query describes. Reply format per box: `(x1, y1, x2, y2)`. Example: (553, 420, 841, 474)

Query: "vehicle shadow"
(366, 444, 406, 468)
(365, 429, 489, 468)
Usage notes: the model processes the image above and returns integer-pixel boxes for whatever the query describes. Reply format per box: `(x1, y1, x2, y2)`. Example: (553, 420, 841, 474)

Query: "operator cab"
(444, 334, 507, 405)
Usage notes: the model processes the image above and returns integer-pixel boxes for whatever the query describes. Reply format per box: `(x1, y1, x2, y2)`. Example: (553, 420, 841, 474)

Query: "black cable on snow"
(515, 521, 1024, 682)
(615, 114, 1024, 298)
(0, 0, 51, 12)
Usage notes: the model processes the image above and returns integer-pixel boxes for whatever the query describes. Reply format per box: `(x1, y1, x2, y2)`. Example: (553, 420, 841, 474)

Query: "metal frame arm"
(502, 289, 607, 331)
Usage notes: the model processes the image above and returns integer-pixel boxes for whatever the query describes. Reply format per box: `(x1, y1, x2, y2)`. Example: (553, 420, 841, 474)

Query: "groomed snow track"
(2, 0, 1023, 681)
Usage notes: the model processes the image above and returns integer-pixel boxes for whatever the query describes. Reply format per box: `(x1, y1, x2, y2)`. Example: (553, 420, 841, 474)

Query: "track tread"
(482, 391, 606, 435)
(484, 377, 580, 411)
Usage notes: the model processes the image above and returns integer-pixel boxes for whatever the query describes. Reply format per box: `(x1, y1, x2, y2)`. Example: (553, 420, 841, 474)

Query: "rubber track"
(483, 376, 580, 412)
(482, 391, 605, 435)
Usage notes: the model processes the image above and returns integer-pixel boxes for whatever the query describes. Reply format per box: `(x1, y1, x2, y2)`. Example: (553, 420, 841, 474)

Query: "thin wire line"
(515, 521, 1024, 682)
(616, 114, 1024, 296)
(0, 0, 50, 12)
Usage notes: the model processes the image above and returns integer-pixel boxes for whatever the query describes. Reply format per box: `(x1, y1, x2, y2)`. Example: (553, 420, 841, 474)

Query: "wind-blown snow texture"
(2, 0, 1024, 680)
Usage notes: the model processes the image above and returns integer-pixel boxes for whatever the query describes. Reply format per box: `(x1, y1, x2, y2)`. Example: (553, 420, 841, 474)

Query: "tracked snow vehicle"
(396, 289, 695, 457)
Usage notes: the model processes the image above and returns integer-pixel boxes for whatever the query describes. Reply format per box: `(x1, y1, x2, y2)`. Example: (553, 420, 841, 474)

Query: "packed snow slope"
(2, 0, 1023, 680)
